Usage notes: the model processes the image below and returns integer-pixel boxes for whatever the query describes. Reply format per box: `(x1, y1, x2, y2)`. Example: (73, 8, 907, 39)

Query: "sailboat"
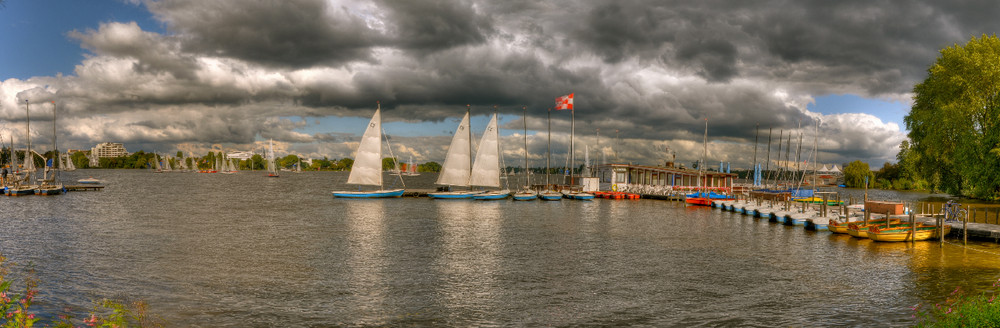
(7, 100, 37, 196)
(266, 140, 279, 177)
(294, 157, 303, 173)
(686, 119, 716, 206)
(538, 106, 562, 201)
(36, 101, 65, 195)
(63, 152, 76, 171)
(428, 106, 482, 199)
(400, 156, 419, 176)
(332, 102, 405, 198)
(471, 111, 510, 200)
(512, 106, 537, 201)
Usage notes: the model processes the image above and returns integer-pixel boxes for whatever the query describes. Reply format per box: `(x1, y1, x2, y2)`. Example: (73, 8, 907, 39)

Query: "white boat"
(295, 158, 303, 173)
(332, 102, 405, 198)
(470, 112, 510, 200)
(77, 177, 100, 184)
(152, 154, 163, 173)
(62, 152, 76, 171)
(428, 108, 482, 199)
(266, 140, 279, 177)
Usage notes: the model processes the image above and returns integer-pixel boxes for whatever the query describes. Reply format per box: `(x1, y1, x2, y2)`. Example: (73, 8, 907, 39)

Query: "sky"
(0, 0, 997, 170)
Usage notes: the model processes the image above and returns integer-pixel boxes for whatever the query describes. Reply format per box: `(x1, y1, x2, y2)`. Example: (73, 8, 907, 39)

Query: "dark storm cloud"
(377, 0, 494, 53)
(147, 0, 381, 68)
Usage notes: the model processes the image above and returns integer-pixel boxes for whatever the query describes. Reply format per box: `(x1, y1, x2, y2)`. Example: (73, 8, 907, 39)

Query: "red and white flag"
(555, 93, 574, 110)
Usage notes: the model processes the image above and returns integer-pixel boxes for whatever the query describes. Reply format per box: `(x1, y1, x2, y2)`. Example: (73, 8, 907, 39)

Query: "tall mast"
(701, 118, 708, 193)
(770, 130, 782, 188)
(813, 120, 819, 191)
(764, 127, 772, 189)
(795, 122, 803, 184)
(752, 123, 759, 185)
(523, 106, 529, 188)
(25, 100, 31, 181)
(570, 104, 575, 185)
(546, 107, 551, 188)
(52, 101, 58, 178)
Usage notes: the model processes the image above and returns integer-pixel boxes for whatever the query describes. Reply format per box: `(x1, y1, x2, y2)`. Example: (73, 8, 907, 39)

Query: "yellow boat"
(846, 221, 913, 238)
(867, 225, 952, 242)
(829, 218, 899, 234)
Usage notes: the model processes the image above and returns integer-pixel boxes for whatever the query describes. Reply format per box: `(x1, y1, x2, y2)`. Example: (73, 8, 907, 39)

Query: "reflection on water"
(0, 170, 999, 325)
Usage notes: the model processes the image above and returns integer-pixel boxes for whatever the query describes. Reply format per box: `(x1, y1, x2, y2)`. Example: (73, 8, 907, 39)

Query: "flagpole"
(570, 103, 574, 187)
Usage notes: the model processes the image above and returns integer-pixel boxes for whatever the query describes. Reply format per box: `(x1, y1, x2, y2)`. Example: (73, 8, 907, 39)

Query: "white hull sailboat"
(332, 102, 405, 198)
(266, 140, 279, 177)
(471, 112, 510, 200)
(429, 107, 482, 199)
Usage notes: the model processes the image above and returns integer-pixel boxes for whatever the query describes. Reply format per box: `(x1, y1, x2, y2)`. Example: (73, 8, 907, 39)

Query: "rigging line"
(382, 127, 405, 189)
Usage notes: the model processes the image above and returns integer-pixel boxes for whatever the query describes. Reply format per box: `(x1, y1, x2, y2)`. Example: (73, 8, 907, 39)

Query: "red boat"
(685, 197, 712, 206)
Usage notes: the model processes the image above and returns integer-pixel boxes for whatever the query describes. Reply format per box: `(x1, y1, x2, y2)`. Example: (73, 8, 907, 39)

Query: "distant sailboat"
(401, 156, 420, 176)
(539, 107, 562, 201)
(332, 102, 406, 198)
(294, 158, 303, 173)
(428, 106, 482, 199)
(471, 111, 510, 200)
(266, 140, 279, 177)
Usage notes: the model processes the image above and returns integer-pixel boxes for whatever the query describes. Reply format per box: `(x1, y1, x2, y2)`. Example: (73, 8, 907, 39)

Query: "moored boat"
(512, 190, 537, 201)
(829, 218, 900, 234)
(868, 225, 951, 242)
(538, 191, 562, 201)
(331, 102, 407, 198)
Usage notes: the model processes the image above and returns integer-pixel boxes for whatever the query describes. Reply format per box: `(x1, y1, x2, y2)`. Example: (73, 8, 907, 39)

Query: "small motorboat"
(78, 177, 101, 184)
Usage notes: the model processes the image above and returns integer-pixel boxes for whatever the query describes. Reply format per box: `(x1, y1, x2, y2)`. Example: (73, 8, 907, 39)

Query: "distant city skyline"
(2, 1, 999, 169)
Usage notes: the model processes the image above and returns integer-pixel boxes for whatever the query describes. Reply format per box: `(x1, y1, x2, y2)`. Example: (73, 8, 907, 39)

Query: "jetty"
(65, 185, 104, 192)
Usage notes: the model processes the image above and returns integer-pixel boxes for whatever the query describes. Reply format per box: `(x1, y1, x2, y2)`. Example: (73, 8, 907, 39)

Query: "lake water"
(2, 169, 1000, 326)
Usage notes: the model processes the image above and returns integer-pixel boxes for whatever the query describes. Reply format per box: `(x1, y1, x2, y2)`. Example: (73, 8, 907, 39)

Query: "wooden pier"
(65, 185, 105, 192)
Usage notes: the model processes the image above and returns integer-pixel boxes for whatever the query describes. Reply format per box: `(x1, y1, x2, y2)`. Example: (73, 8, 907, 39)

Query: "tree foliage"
(906, 34, 1000, 199)
(842, 160, 874, 188)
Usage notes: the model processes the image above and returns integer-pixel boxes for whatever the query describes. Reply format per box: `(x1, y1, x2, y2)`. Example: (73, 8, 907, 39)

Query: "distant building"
(228, 150, 255, 160)
(90, 143, 127, 166)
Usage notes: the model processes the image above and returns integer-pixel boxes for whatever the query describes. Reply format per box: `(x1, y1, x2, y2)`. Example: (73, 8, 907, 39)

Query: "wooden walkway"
(65, 185, 105, 191)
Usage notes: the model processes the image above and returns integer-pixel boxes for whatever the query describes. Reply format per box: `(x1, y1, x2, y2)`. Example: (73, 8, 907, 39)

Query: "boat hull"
(538, 192, 562, 201)
(35, 186, 65, 196)
(5, 187, 35, 197)
(331, 189, 404, 198)
(685, 197, 712, 206)
(563, 192, 595, 200)
(868, 225, 951, 242)
(474, 191, 510, 200)
(512, 192, 537, 201)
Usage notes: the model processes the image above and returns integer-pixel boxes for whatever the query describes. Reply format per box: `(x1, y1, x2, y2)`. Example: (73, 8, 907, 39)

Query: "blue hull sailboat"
(332, 102, 405, 198)
(429, 106, 480, 199)
(469, 112, 509, 200)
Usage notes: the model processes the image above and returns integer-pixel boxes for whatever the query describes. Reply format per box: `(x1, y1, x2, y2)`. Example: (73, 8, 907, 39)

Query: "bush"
(916, 281, 1000, 327)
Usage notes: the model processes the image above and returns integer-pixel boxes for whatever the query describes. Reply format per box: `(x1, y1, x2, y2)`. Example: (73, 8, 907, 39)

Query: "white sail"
(436, 112, 472, 186)
(469, 113, 500, 188)
(347, 107, 384, 186)
(232, 159, 239, 172)
(153, 155, 162, 170)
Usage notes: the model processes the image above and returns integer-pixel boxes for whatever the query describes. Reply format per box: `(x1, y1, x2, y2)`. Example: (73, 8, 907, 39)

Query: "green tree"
(907, 34, 1000, 199)
(842, 160, 874, 188)
(71, 151, 89, 168)
(381, 157, 398, 171)
(421, 161, 441, 173)
(335, 158, 353, 171)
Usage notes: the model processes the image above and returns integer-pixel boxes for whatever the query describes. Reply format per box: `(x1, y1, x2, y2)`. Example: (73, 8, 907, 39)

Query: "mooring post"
(964, 208, 969, 245)
(939, 210, 944, 245)
(909, 206, 916, 242)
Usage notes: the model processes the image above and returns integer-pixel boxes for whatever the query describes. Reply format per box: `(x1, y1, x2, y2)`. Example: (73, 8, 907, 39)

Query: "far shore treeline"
(841, 34, 1000, 200)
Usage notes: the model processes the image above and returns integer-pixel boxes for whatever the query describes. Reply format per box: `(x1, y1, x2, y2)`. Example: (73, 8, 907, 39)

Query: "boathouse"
(595, 163, 738, 194)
